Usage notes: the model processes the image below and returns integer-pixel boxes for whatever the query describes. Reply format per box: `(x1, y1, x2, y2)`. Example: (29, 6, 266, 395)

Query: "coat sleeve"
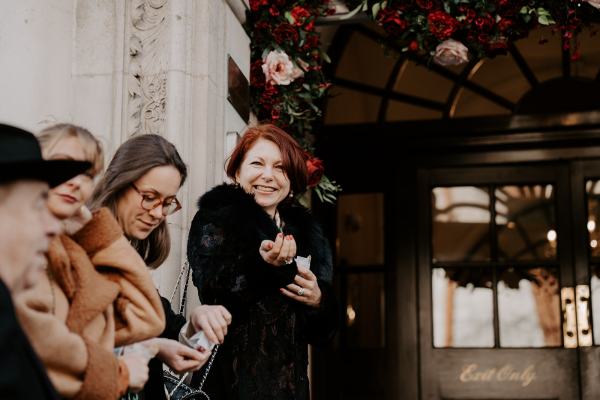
(187, 209, 297, 316)
(13, 278, 126, 399)
(73, 208, 166, 346)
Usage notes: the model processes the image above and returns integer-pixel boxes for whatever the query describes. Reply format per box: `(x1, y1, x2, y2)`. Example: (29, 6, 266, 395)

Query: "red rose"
(250, 59, 265, 88)
(428, 11, 459, 40)
(249, 0, 269, 12)
(474, 14, 494, 32)
(273, 23, 299, 44)
(409, 40, 419, 51)
(498, 18, 513, 32)
(377, 8, 408, 35)
(259, 84, 279, 110)
(271, 108, 281, 121)
(269, 6, 280, 16)
(304, 20, 315, 31)
(306, 157, 324, 188)
(291, 6, 311, 26)
(303, 34, 319, 50)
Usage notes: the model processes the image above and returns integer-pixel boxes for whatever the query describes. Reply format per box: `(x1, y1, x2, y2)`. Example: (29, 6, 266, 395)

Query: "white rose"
(585, 0, 600, 9)
(433, 39, 469, 66)
(261, 50, 304, 86)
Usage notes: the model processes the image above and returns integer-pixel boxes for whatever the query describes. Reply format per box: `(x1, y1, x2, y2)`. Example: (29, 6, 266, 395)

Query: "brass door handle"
(576, 284, 593, 347)
(561, 287, 578, 348)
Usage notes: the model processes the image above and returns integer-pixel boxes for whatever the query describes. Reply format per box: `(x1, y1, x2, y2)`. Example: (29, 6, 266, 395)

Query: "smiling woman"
(13, 124, 166, 399)
(187, 123, 338, 400)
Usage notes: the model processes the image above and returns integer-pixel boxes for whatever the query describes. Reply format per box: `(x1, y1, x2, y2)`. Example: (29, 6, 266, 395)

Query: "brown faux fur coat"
(14, 208, 165, 400)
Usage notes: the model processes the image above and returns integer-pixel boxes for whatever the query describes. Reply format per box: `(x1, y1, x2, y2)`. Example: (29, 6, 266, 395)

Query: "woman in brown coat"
(14, 124, 166, 399)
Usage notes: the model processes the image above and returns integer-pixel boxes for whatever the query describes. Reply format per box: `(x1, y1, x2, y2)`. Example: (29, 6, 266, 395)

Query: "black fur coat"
(187, 184, 337, 400)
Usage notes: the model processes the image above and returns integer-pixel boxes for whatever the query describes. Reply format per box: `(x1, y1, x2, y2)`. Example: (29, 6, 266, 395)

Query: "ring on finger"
(297, 288, 305, 296)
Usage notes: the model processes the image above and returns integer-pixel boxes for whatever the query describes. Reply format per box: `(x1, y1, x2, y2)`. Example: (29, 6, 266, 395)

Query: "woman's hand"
(189, 304, 232, 345)
(155, 338, 211, 373)
(120, 352, 150, 392)
(260, 233, 297, 267)
(280, 267, 322, 308)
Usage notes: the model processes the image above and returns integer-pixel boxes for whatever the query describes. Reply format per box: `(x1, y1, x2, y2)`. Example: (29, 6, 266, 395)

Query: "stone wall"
(0, 0, 250, 313)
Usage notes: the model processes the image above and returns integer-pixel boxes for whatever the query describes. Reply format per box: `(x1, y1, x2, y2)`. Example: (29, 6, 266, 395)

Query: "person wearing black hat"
(0, 123, 90, 399)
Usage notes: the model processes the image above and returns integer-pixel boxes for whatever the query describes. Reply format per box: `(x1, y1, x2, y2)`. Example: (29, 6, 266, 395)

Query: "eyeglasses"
(130, 183, 182, 216)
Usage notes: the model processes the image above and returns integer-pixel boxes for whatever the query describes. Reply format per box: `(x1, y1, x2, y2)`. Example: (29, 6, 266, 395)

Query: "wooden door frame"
(313, 111, 600, 400)
(417, 164, 577, 399)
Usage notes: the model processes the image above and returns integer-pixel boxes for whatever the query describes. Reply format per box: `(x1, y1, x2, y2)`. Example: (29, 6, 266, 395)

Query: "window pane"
(587, 180, 600, 257)
(346, 273, 385, 348)
(498, 267, 561, 347)
(496, 185, 556, 261)
(432, 187, 490, 263)
(432, 268, 494, 348)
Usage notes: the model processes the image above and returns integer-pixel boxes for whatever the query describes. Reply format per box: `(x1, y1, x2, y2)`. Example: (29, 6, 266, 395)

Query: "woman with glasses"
(14, 124, 165, 399)
(90, 134, 231, 400)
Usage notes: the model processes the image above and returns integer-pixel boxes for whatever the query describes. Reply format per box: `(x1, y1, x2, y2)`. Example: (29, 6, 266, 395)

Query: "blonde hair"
(38, 123, 104, 176)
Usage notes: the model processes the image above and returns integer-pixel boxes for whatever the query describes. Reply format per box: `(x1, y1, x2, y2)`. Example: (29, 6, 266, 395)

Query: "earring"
(288, 190, 294, 198)
(234, 181, 240, 188)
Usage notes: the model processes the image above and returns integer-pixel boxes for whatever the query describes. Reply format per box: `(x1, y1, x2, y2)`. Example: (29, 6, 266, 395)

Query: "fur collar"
(194, 184, 332, 283)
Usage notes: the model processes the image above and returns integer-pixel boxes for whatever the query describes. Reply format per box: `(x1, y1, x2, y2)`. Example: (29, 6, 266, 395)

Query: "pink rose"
(585, 0, 600, 9)
(261, 50, 303, 86)
(433, 39, 469, 66)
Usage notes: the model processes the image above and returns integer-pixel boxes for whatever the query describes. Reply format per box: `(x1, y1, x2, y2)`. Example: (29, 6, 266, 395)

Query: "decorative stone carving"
(127, 0, 169, 136)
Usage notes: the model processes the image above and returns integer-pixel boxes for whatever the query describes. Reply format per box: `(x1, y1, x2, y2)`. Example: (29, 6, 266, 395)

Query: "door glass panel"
(346, 273, 385, 348)
(496, 185, 556, 261)
(587, 180, 600, 258)
(432, 267, 494, 348)
(498, 267, 561, 347)
(432, 187, 490, 263)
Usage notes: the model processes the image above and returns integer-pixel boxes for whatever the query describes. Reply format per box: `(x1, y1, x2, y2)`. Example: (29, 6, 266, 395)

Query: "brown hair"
(89, 134, 187, 269)
(38, 123, 104, 176)
(226, 124, 308, 195)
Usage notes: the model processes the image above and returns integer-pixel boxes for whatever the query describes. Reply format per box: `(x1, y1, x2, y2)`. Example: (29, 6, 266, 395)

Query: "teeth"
(255, 185, 275, 192)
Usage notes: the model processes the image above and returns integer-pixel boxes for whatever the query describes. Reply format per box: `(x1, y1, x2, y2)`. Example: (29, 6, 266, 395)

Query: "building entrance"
(418, 161, 600, 399)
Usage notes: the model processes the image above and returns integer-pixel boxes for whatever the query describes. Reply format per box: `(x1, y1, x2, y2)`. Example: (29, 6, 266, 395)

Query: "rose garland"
(246, 0, 342, 204)
(345, 0, 600, 66)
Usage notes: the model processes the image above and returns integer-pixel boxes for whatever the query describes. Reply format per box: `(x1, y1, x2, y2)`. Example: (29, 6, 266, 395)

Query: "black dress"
(0, 280, 60, 399)
(187, 184, 338, 400)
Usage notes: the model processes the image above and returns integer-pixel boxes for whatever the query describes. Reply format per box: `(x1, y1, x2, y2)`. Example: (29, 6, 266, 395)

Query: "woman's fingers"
(198, 314, 219, 344)
(178, 344, 209, 362)
(296, 266, 316, 281)
(293, 274, 314, 289)
(207, 312, 226, 343)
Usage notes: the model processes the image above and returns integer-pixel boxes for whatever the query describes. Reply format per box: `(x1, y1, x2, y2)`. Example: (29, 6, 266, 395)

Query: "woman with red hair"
(187, 123, 338, 399)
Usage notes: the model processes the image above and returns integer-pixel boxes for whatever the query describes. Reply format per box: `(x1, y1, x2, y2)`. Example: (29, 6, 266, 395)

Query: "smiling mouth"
(139, 220, 156, 229)
(254, 185, 277, 193)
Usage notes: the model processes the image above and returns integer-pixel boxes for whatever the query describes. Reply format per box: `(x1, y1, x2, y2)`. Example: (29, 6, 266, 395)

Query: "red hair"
(226, 124, 308, 194)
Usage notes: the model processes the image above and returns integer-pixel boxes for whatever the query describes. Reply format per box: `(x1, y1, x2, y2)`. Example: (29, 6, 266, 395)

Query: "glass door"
(571, 161, 600, 400)
(418, 165, 579, 399)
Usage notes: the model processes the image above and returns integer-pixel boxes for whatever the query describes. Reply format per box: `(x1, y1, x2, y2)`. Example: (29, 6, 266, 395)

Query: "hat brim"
(0, 159, 92, 188)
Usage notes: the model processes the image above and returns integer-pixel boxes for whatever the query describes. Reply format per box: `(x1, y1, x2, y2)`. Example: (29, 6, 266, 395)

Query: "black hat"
(0, 123, 91, 188)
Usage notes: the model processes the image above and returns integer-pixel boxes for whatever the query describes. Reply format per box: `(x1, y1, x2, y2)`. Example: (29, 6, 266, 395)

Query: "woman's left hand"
(280, 267, 322, 308)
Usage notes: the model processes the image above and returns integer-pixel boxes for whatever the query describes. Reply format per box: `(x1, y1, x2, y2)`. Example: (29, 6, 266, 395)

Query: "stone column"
(0, 0, 250, 313)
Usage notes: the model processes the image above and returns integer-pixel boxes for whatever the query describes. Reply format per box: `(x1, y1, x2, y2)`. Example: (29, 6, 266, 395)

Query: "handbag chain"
(167, 260, 219, 399)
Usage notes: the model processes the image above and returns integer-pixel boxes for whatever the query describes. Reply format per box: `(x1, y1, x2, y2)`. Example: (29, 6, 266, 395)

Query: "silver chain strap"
(198, 344, 219, 392)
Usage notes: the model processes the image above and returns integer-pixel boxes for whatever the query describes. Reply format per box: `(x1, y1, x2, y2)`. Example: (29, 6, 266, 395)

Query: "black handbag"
(163, 261, 218, 400)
